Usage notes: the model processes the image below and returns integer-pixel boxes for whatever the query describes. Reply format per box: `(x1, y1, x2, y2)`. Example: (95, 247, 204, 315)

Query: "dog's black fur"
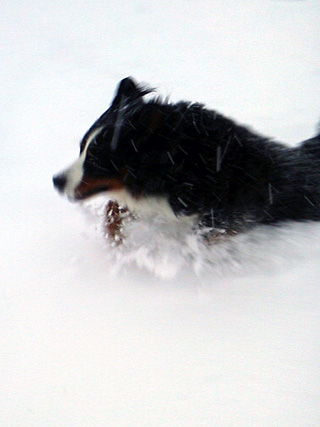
(56, 77, 320, 234)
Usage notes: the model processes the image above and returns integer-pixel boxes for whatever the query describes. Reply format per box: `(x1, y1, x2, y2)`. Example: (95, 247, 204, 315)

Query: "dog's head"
(53, 77, 167, 202)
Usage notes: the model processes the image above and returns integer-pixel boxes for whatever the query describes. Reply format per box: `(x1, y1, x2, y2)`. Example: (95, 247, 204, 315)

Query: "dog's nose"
(53, 174, 67, 192)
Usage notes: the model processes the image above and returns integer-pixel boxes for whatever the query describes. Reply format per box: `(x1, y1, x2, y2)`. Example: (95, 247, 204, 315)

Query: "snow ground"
(1, 0, 320, 425)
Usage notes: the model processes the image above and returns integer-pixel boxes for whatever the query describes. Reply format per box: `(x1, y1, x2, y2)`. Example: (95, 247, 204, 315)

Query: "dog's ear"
(108, 77, 153, 151)
(111, 77, 140, 107)
(111, 77, 152, 108)
(116, 77, 138, 98)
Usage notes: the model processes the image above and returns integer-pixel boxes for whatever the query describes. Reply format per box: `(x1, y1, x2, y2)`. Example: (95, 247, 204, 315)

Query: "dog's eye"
(102, 129, 112, 140)
(86, 145, 98, 158)
(85, 156, 96, 166)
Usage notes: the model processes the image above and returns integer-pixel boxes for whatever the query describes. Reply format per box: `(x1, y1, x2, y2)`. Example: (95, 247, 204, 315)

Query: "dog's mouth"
(73, 177, 125, 201)
(73, 186, 110, 201)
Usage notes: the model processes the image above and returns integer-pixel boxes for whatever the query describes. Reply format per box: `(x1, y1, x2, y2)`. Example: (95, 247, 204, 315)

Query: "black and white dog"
(53, 77, 320, 236)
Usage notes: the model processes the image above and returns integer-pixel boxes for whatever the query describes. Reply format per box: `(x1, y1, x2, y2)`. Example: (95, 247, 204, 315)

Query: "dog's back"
(296, 133, 320, 158)
(264, 134, 320, 225)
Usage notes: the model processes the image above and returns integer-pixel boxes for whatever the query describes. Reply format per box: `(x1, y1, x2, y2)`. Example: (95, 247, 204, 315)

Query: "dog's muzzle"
(52, 173, 67, 193)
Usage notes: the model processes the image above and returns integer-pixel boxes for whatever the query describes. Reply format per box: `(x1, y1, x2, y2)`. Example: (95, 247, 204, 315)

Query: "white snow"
(1, 1, 320, 426)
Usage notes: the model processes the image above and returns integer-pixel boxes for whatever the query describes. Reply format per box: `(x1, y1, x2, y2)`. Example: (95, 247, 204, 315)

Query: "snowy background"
(1, 0, 320, 425)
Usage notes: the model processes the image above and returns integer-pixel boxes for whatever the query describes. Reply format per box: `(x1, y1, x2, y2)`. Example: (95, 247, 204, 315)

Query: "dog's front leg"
(104, 200, 132, 245)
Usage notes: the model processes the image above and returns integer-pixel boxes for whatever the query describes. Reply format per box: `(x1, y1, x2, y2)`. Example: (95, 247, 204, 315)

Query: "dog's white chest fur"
(109, 189, 175, 218)
(108, 188, 199, 226)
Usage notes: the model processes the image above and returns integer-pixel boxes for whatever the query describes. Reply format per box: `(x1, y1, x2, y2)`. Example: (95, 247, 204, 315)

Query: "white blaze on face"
(60, 127, 103, 199)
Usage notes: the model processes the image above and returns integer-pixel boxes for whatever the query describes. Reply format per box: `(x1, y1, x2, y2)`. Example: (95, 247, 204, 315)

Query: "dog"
(53, 77, 320, 240)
